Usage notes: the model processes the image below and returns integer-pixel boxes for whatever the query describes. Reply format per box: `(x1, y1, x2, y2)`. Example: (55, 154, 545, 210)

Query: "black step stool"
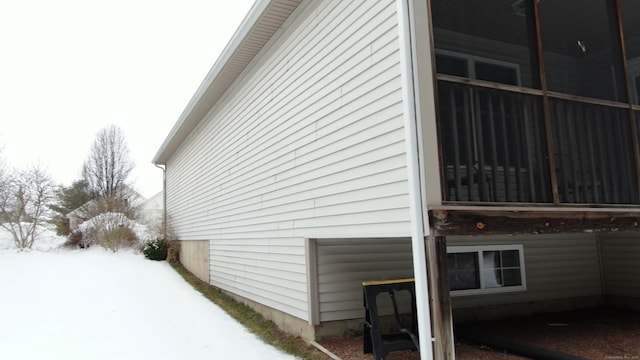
(362, 278, 419, 360)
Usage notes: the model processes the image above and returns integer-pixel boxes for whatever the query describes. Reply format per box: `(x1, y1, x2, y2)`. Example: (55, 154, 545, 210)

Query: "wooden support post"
(426, 235, 455, 360)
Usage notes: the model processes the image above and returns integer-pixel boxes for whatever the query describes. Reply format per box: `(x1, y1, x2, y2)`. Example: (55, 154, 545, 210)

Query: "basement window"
(447, 245, 526, 296)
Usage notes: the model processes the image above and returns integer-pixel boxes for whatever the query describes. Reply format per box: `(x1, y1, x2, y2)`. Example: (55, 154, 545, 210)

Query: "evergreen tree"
(50, 180, 92, 235)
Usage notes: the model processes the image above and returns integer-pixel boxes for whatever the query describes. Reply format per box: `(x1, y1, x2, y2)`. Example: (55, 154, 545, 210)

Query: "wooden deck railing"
(550, 98, 637, 204)
(438, 81, 551, 203)
(438, 79, 640, 205)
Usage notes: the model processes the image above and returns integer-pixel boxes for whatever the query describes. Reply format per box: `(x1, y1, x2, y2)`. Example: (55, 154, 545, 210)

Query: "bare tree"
(82, 125, 135, 207)
(0, 153, 8, 224)
(0, 165, 55, 249)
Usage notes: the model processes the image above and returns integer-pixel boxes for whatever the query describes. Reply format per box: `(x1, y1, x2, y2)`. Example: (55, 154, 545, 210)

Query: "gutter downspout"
(396, 0, 434, 359)
(154, 163, 167, 240)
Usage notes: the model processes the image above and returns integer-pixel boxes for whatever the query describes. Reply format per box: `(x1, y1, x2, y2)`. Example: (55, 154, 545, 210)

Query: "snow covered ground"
(0, 230, 298, 360)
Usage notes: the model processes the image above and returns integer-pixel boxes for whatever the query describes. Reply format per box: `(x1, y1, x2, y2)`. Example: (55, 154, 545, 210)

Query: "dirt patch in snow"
(318, 307, 640, 359)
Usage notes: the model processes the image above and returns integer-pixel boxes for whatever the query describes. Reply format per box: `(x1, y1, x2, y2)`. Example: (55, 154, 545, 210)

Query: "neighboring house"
(153, 1, 640, 358)
(66, 202, 90, 229)
(66, 189, 147, 229)
(137, 191, 164, 229)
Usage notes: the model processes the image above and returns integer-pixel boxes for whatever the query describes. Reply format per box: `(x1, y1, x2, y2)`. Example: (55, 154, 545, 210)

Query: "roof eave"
(153, 0, 301, 165)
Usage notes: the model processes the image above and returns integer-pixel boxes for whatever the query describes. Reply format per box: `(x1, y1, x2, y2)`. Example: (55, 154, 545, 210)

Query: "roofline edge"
(152, 0, 273, 165)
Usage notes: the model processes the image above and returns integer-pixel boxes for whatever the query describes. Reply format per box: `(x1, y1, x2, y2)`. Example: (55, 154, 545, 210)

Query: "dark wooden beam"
(428, 235, 454, 360)
(430, 208, 640, 236)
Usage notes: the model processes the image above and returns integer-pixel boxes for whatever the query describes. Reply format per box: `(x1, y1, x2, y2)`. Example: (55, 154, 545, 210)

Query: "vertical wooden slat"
(554, 100, 569, 202)
(566, 102, 581, 202)
(595, 109, 611, 204)
(510, 96, 524, 201)
(522, 95, 535, 202)
(532, 97, 549, 202)
(577, 104, 590, 203)
(499, 95, 511, 202)
(584, 107, 599, 203)
(563, 101, 574, 202)
(612, 111, 626, 202)
(449, 86, 462, 201)
(475, 91, 486, 201)
(612, 110, 625, 203)
(567, 101, 578, 202)
(463, 88, 475, 201)
(488, 96, 499, 202)
(616, 110, 634, 201)
(603, 110, 617, 203)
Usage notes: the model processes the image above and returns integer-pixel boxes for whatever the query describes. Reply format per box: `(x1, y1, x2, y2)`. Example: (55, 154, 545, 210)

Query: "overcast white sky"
(0, 0, 255, 198)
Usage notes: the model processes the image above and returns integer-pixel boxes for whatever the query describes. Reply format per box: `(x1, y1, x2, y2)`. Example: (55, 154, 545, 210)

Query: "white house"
(137, 191, 164, 229)
(153, 1, 640, 359)
(65, 188, 147, 230)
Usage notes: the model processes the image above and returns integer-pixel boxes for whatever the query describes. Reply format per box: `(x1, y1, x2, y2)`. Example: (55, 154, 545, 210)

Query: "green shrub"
(144, 238, 168, 261)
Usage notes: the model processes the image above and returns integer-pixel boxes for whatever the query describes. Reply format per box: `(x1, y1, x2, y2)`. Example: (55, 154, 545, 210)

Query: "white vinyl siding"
(165, 0, 406, 322)
(448, 233, 602, 309)
(600, 233, 640, 298)
(316, 238, 414, 322)
(315, 233, 604, 322)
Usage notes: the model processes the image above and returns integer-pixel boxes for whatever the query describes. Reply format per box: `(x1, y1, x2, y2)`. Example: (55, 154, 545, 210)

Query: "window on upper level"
(432, 0, 538, 89)
(436, 50, 520, 86)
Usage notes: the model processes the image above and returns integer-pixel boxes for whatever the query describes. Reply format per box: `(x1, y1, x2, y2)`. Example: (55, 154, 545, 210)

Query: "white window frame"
(435, 49, 522, 86)
(447, 244, 527, 297)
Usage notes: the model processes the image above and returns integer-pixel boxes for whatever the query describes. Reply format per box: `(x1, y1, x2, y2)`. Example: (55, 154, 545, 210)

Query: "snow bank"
(0, 225, 67, 251)
(0, 247, 297, 360)
(0, 212, 156, 252)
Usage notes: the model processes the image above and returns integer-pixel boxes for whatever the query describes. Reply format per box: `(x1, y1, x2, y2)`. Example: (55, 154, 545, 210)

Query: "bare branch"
(0, 164, 54, 249)
(82, 125, 135, 206)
